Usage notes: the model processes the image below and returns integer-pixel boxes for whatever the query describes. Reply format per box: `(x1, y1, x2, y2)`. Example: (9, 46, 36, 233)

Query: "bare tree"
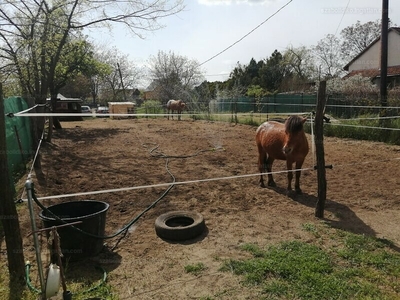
(283, 46, 316, 80)
(0, 0, 184, 104)
(340, 20, 394, 61)
(148, 50, 205, 104)
(313, 34, 345, 79)
(97, 47, 143, 102)
(279, 46, 317, 91)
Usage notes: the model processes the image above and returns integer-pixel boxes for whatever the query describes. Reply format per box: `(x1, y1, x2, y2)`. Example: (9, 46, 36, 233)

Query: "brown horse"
(256, 115, 309, 193)
(166, 99, 186, 120)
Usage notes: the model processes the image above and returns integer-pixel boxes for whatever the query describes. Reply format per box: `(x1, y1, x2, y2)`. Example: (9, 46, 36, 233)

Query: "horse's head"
(282, 116, 307, 155)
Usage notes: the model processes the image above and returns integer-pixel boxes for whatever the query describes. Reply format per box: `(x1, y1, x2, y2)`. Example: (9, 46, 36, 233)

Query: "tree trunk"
(0, 84, 26, 286)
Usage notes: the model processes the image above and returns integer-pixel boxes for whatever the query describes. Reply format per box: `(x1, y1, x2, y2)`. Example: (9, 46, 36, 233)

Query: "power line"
(199, 0, 293, 67)
(334, 0, 351, 36)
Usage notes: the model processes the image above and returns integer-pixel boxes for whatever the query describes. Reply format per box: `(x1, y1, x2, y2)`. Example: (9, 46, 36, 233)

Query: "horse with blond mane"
(255, 115, 309, 194)
(166, 99, 186, 120)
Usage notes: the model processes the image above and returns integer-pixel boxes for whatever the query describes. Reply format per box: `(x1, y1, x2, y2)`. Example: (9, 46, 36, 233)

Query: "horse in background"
(166, 99, 186, 120)
(255, 115, 309, 194)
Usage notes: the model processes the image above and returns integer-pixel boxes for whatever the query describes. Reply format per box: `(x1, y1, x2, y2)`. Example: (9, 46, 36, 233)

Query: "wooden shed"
(108, 102, 136, 119)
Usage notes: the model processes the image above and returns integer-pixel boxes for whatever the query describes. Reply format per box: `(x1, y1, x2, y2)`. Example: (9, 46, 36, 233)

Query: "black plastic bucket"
(39, 200, 109, 261)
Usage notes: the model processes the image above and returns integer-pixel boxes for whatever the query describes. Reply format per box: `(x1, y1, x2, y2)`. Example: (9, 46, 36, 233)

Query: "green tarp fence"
(209, 94, 400, 118)
(3, 96, 32, 180)
(210, 94, 317, 114)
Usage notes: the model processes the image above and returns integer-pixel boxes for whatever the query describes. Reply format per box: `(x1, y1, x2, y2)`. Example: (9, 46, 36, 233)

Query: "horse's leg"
(286, 160, 294, 191)
(266, 156, 276, 187)
(294, 160, 305, 194)
(257, 147, 266, 187)
(167, 108, 170, 120)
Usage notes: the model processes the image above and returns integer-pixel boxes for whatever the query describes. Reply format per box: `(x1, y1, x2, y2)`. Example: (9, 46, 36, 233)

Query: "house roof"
(343, 65, 400, 79)
(343, 27, 400, 71)
(108, 102, 135, 105)
(46, 93, 82, 102)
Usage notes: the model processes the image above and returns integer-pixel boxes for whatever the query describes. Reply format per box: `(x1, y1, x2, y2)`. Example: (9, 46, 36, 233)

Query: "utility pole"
(117, 63, 127, 102)
(380, 0, 389, 108)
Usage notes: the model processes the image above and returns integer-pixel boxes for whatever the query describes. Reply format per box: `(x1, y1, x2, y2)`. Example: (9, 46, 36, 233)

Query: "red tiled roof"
(344, 65, 400, 79)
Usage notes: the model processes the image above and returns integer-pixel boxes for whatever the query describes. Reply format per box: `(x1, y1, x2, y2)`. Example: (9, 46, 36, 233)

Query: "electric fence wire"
(325, 122, 400, 131)
(16, 118, 47, 203)
(199, 0, 293, 67)
(4, 102, 47, 117)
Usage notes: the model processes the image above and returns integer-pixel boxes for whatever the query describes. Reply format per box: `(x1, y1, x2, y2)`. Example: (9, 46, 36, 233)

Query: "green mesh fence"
(210, 94, 317, 114)
(4, 96, 32, 179)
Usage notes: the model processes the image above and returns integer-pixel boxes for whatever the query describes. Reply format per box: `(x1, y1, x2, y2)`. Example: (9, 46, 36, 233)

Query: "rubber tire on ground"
(155, 211, 205, 241)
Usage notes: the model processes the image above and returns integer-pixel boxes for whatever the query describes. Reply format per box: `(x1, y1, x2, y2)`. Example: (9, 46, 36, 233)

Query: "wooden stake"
(315, 81, 327, 218)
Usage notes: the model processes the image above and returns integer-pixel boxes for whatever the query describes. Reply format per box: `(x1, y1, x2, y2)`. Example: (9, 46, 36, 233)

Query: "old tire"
(155, 211, 205, 241)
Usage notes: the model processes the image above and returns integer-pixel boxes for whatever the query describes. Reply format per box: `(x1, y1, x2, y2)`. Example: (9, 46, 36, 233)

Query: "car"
(81, 106, 91, 113)
(96, 106, 109, 117)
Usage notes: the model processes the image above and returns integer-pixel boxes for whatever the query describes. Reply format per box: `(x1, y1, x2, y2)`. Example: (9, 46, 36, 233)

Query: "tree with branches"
(148, 50, 205, 104)
(313, 34, 344, 79)
(340, 19, 395, 61)
(0, 0, 184, 287)
(97, 47, 143, 103)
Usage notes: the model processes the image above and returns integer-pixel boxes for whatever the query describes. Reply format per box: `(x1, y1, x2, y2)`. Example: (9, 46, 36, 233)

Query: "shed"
(108, 102, 136, 119)
(47, 93, 83, 121)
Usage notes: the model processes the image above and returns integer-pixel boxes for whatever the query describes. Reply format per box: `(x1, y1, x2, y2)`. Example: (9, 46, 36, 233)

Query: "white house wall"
(388, 31, 400, 67)
(347, 30, 400, 72)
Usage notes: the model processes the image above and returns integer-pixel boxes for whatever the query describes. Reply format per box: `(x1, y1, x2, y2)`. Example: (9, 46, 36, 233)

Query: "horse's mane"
(285, 115, 304, 133)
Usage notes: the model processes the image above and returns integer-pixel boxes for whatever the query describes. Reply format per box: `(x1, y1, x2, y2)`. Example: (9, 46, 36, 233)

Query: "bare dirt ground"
(17, 116, 400, 299)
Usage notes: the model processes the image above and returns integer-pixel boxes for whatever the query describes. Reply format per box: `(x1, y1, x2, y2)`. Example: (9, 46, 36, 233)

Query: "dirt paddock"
(19, 117, 400, 299)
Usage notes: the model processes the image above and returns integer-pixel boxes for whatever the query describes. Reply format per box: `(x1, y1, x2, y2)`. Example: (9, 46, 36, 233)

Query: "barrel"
(39, 200, 109, 261)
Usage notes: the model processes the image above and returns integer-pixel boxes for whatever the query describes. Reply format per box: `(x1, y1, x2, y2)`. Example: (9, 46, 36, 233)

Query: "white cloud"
(198, 0, 275, 6)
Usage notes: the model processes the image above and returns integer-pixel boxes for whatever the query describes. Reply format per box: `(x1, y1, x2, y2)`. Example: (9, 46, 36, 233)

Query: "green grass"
(2, 263, 118, 300)
(184, 262, 207, 276)
(324, 115, 400, 145)
(220, 227, 400, 300)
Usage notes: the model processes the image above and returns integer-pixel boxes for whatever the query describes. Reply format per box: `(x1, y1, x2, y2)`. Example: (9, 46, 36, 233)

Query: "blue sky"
(86, 0, 400, 87)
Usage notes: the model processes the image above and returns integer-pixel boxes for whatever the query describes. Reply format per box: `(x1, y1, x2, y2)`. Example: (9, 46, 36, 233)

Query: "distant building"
(142, 82, 162, 102)
(343, 27, 400, 88)
(47, 93, 83, 121)
(108, 102, 136, 119)
(114, 88, 141, 102)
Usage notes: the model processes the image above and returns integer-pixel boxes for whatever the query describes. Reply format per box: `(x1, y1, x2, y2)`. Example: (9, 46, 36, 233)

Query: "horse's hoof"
(267, 181, 277, 187)
(259, 182, 266, 188)
(295, 188, 302, 194)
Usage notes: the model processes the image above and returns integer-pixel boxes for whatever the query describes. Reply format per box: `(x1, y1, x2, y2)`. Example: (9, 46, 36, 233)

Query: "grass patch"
(324, 115, 400, 145)
(2, 263, 118, 300)
(184, 262, 207, 276)
(221, 230, 400, 299)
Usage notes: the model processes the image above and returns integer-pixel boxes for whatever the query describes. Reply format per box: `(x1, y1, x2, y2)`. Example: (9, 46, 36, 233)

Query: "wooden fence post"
(315, 81, 327, 218)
